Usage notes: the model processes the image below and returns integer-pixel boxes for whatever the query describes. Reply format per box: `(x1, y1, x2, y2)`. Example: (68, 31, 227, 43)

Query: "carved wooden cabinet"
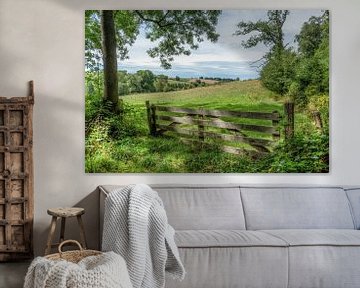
(0, 81, 34, 261)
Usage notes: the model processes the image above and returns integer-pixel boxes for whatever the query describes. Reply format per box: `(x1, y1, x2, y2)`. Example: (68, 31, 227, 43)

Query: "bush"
(85, 93, 114, 134)
(307, 94, 329, 128)
(308, 94, 329, 114)
(108, 102, 147, 139)
(86, 92, 146, 139)
(257, 132, 329, 173)
(260, 50, 297, 95)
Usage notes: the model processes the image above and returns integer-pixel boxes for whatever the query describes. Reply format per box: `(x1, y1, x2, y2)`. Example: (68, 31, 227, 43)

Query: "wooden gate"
(146, 101, 283, 155)
(0, 81, 34, 261)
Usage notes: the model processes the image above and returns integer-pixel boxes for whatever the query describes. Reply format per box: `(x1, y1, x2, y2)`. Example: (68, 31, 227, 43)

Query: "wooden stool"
(45, 207, 87, 255)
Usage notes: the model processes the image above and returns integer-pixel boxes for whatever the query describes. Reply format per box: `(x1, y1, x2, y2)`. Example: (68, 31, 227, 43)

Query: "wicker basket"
(45, 240, 102, 263)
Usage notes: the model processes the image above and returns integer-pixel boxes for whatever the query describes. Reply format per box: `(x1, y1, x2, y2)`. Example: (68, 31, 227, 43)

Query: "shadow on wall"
(73, 187, 100, 249)
(32, 92, 86, 256)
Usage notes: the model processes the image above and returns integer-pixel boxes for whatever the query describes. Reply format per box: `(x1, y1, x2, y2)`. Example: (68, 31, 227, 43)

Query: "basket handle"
(58, 240, 83, 255)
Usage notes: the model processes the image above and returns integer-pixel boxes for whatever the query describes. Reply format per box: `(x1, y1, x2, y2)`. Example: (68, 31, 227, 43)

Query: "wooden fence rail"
(146, 101, 293, 156)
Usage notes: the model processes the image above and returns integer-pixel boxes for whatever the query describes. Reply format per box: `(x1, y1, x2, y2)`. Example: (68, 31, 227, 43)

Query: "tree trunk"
(101, 10, 118, 109)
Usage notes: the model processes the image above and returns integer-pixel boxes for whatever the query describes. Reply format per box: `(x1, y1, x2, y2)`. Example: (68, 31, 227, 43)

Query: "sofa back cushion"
(153, 186, 246, 230)
(240, 187, 355, 230)
(345, 188, 360, 229)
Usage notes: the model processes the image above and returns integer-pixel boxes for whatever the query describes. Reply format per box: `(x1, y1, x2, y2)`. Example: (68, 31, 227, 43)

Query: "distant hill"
(188, 78, 219, 85)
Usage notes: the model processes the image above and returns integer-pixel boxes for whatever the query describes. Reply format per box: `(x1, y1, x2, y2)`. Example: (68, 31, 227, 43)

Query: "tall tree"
(86, 10, 221, 110)
(234, 10, 289, 58)
(295, 11, 329, 57)
(234, 10, 294, 95)
(291, 11, 330, 103)
(101, 11, 118, 108)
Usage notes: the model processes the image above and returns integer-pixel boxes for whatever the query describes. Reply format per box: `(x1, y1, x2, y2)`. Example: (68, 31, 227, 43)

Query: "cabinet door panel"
(0, 86, 33, 261)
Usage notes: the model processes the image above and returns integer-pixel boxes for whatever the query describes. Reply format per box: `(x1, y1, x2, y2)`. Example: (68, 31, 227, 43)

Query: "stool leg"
(60, 217, 66, 243)
(77, 215, 87, 249)
(45, 216, 57, 255)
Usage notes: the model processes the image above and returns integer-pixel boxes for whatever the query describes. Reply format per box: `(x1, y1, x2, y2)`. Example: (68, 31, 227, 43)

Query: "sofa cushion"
(345, 188, 360, 229)
(154, 186, 246, 230)
(287, 246, 360, 288)
(165, 246, 289, 288)
(175, 230, 288, 248)
(262, 229, 360, 246)
(100, 185, 246, 230)
(241, 187, 355, 230)
(261, 230, 360, 288)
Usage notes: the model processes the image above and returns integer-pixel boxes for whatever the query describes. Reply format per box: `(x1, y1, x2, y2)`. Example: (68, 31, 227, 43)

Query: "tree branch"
(134, 10, 193, 29)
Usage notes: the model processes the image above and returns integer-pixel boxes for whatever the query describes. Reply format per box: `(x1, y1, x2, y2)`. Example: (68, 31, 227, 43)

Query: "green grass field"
(124, 79, 281, 111)
(85, 80, 327, 173)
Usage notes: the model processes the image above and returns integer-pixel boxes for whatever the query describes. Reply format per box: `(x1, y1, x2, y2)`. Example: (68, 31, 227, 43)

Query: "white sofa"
(99, 185, 360, 288)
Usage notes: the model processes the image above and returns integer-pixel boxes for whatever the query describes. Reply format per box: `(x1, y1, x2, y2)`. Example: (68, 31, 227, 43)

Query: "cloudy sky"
(120, 9, 325, 79)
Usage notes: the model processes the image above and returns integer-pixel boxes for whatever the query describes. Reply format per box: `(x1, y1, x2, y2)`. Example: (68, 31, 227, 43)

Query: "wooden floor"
(0, 261, 30, 288)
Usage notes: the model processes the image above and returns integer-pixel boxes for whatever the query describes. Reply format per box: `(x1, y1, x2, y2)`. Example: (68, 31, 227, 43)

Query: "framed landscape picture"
(85, 9, 329, 173)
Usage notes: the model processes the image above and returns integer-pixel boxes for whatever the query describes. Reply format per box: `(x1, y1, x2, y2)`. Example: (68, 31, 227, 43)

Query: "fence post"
(272, 111, 280, 141)
(198, 110, 205, 143)
(151, 104, 157, 136)
(146, 101, 156, 136)
(311, 110, 323, 132)
(284, 101, 294, 140)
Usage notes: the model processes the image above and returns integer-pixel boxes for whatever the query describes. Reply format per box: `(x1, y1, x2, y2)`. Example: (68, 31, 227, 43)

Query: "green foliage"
(307, 94, 329, 127)
(113, 11, 141, 60)
(154, 74, 168, 92)
(257, 132, 329, 173)
(85, 11, 102, 70)
(234, 10, 293, 96)
(85, 80, 328, 173)
(235, 9, 329, 105)
(85, 10, 139, 71)
(136, 70, 156, 92)
(118, 70, 157, 94)
(86, 10, 222, 109)
(85, 85, 112, 129)
(295, 11, 329, 57)
(85, 72, 145, 140)
(112, 71, 216, 95)
(85, 10, 222, 71)
(289, 11, 329, 105)
(139, 10, 221, 69)
(85, 71, 104, 100)
(261, 49, 297, 95)
(84, 10, 330, 173)
(86, 94, 145, 140)
(85, 119, 117, 173)
(234, 10, 289, 55)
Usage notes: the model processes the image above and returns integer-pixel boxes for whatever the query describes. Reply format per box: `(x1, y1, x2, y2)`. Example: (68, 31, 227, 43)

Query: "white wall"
(0, 0, 359, 256)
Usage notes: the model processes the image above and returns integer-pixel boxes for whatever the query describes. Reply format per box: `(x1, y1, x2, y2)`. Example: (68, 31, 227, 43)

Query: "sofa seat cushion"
(262, 229, 360, 246)
(175, 230, 288, 248)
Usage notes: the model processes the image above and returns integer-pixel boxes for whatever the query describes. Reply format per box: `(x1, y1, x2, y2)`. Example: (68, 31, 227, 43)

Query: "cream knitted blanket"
(24, 251, 132, 288)
(102, 184, 185, 288)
